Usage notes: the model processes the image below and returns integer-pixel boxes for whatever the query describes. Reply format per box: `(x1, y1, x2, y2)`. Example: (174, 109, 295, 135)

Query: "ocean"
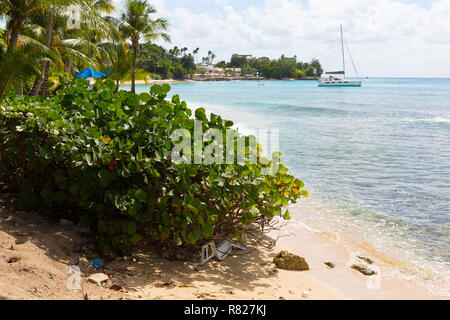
(128, 78, 450, 293)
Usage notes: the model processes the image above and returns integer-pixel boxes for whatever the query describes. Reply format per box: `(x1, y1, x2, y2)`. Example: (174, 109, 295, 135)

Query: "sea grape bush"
(0, 79, 307, 254)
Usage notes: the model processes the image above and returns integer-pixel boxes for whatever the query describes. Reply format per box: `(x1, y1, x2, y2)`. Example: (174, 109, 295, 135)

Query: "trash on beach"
(189, 240, 246, 266)
(302, 290, 311, 298)
(88, 273, 109, 286)
(216, 240, 246, 260)
(90, 258, 101, 269)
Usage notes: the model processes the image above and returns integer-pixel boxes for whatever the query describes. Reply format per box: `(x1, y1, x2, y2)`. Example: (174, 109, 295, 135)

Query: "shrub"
(0, 79, 307, 255)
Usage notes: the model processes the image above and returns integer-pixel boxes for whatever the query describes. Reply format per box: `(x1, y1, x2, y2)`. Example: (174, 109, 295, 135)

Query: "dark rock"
(324, 262, 335, 268)
(357, 256, 374, 264)
(351, 264, 377, 276)
(273, 251, 309, 271)
(7, 256, 21, 264)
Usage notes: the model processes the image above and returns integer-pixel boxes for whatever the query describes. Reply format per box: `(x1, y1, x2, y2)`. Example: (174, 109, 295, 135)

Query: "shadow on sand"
(0, 191, 278, 298)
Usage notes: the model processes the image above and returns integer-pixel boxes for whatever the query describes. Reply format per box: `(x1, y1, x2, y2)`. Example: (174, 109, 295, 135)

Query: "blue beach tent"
(74, 67, 107, 78)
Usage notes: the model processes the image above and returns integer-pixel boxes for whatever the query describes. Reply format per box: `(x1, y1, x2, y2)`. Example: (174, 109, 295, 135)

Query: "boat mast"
(340, 24, 345, 77)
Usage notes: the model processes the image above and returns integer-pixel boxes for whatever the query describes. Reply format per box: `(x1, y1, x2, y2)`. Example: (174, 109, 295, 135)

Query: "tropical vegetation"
(215, 54, 324, 79)
(0, 0, 171, 98)
(0, 80, 306, 254)
(0, 0, 308, 256)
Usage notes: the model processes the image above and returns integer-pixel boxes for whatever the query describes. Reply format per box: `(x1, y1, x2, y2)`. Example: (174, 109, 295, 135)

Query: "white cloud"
(116, 0, 450, 77)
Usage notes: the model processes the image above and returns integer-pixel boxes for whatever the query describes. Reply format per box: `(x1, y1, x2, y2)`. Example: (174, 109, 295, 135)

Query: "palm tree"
(119, 0, 170, 93)
(0, 35, 54, 98)
(0, 0, 42, 52)
(98, 41, 132, 92)
(0, 0, 76, 53)
(208, 50, 216, 64)
(28, 1, 119, 96)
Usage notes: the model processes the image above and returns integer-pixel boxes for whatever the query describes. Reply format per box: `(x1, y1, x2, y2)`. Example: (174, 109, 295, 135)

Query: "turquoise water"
(129, 79, 450, 289)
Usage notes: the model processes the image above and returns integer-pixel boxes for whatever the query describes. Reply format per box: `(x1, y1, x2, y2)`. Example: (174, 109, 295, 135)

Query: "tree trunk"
(114, 80, 120, 93)
(41, 62, 51, 98)
(7, 14, 25, 53)
(40, 13, 55, 98)
(131, 43, 137, 94)
(67, 57, 73, 75)
(29, 76, 41, 96)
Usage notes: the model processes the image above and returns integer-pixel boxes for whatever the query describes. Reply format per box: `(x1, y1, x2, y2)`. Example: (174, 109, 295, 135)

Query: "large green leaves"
(0, 80, 306, 255)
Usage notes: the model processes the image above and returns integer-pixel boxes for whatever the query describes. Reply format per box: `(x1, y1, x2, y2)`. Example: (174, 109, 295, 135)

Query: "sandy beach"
(0, 192, 444, 300)
(121, 79, 190, 85)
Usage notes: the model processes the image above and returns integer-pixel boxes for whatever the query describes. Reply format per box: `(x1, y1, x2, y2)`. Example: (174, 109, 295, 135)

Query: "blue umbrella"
(74, 67, 107, 78)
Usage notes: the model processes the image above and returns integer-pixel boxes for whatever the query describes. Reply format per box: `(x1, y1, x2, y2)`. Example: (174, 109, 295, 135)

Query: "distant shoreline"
(123, 77, 320, 85)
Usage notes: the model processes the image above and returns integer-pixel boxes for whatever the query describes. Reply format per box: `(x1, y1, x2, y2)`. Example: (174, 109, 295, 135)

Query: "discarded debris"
(15, 238, 26, 245)
(302, 290, 311, 298)
(88, 273, 110, 286)
(90, 258, 101, 269)
(190, 240, 246, 266)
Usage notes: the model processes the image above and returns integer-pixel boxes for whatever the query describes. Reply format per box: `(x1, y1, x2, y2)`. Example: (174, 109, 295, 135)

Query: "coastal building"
(225, 68, 242, 76)
(196, 63, 224, 75)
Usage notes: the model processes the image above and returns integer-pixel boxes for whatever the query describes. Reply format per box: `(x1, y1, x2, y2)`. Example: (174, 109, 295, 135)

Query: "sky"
(1, 1, 447, 77)
(111, 0, 450, 78)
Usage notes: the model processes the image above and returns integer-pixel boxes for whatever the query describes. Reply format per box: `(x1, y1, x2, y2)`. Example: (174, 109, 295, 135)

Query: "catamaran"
(319, 25, 362, 87)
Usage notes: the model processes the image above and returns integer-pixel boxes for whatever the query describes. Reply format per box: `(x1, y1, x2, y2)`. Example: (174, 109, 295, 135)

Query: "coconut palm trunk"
(29, 13, 54, 97)
(119, 0, 170, 94)
(131, 40, 138, 94)
(67, 57, 73, 75)
(7, 14, 26, 53)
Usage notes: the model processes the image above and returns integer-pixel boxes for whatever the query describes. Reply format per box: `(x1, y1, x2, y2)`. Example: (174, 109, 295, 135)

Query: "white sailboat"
(319, 25, 362, 87)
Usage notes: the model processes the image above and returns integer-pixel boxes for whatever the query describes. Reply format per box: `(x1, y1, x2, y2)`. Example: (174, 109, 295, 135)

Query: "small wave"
(407, 117, 450, 124)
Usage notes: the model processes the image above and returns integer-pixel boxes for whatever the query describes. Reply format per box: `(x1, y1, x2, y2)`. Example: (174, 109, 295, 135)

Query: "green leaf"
(195, 108, 207, 121)
(202, 223, 214, 238)
(186, 204, 198, 215)
(284, 209, 291, 220)
(135, 189, 148, 202)
(139, 93, 151, 102)
(224, 120, 234, 127)
(249, 207, 259, 219)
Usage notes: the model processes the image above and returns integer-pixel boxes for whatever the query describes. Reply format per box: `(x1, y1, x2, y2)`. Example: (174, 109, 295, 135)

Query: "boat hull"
(318, 80, 362, 87)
